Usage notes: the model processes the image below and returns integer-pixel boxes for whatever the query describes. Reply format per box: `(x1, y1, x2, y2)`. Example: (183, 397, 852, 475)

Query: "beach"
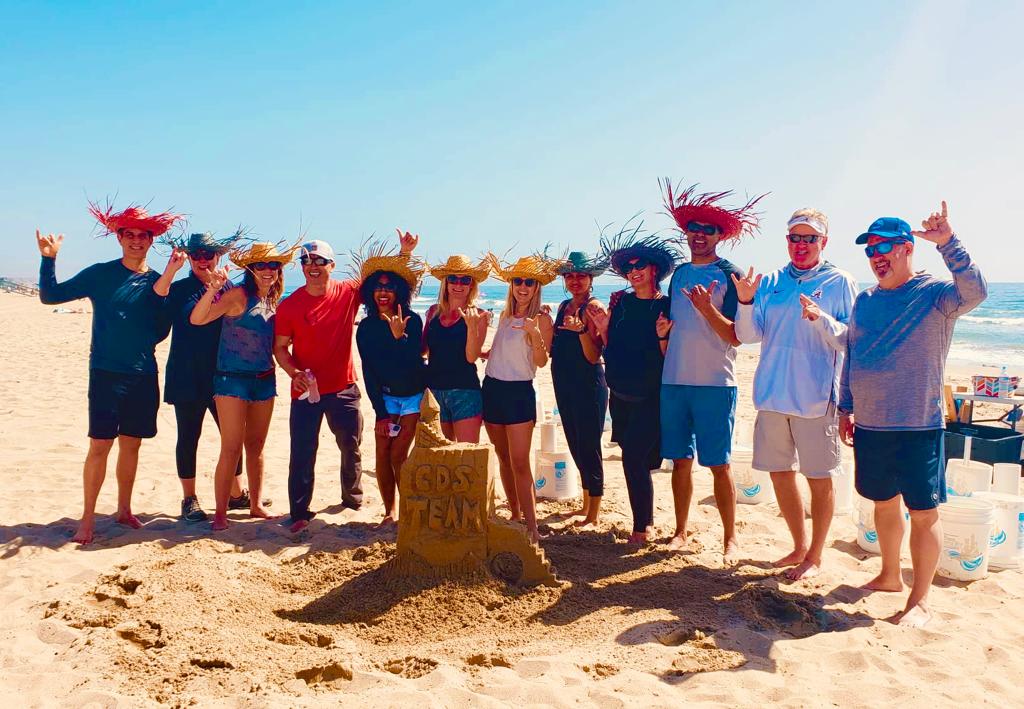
(2, 290, 1022, 708)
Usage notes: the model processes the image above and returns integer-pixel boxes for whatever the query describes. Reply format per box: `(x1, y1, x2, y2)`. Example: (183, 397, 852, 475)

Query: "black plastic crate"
(944, 422, 1024, 465)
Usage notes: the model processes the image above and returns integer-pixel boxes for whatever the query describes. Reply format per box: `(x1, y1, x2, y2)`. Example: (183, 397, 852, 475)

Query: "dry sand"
(1, 291, 1022, 708)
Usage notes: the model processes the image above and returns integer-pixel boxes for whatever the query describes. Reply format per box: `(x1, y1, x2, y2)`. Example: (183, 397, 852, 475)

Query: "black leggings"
(553, 377, 608, 497)
(173, 399, 241, 480)
(609, 390, 661, 533)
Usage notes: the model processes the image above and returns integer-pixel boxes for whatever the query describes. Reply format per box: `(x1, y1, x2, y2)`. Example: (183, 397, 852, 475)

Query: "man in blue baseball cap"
(839, 201, 987, 627)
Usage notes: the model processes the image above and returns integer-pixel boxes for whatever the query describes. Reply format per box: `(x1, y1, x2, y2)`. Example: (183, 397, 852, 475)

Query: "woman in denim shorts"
(355, 245, 427, 524)
(422, 255, 492, 443)
(191, 240, 293, 530)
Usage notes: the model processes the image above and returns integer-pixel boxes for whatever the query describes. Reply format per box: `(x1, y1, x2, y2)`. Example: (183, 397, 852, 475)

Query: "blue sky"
(3, 0, 1021, 285)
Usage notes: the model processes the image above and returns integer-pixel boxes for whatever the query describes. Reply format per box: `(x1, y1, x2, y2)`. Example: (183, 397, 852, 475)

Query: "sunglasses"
(446, 275, 473, 285)
(300, 255, 332, 267)
(190, 250, 217, 261)
(864, 240, 905, 258)
(374, 281, 398, 292)
(685, 221, 721, 236)
(787, 233, 821, 244)
(512, 277, 537, 287)
(620, 259, 650, 274)
(250, 261, 283, 271)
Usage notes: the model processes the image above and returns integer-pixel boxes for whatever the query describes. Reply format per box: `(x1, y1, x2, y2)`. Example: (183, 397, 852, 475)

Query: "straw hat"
(485, 252, 561, 286)
(660, 177, 768, 242)
(599, 217, 683, 284)
(556, 251, 608, 277)
(429, 254, 491, 283)
(229, 240, 299, 269)
(89, 201, 184, 237)
(351, 241, 426, 291)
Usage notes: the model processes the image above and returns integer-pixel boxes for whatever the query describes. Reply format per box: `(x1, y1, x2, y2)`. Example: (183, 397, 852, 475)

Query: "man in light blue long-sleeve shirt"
(839, 202, 987, 628)
(734, 208, 858, 581)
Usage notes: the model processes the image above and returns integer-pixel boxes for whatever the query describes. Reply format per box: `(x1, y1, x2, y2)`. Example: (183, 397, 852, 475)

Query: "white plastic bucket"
(732, 448, 774, 504)
(534, 449, 579, 500)
(974, 491, 1024, 570)
(946, 459, 993, 497)
(852, 495, 910, 555)
(992, 463, 1021, 496)
(937, 496, 995, 581)
(798, 462, 856, 517)
(539, 420, 558, 453)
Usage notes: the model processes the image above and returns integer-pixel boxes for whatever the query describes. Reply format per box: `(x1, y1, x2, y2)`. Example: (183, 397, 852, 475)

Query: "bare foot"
(377, 515, 397, 527)
(723, 538, 740, 564)
(249, 506, 277, 520)
(288, 519, 310, 534)
(861, 574, 904, 593)
(784, 559, 821, 581)
(116, 512, 143, 529)
(773, 548, 808, 568)
(627, 531, 649, 546)
(211, 515, 229, 532)
(895, 602, 932, 627)
(667, 532, 689, 551)
(72, 520, 94, 545)
(574, 516, 600, 529)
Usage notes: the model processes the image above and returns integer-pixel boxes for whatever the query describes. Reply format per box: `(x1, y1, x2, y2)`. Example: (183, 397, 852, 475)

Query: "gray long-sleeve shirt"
(838, 236, 987, 430)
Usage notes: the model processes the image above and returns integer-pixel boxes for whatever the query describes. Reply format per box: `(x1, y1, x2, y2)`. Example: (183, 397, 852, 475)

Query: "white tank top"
(485, 316, 537, 381)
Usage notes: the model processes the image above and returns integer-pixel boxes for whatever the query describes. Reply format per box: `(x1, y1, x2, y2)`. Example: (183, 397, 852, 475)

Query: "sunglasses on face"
(620, 259, 650, 274)
(512, 277, 537, 287)
(685, 221, 721, 236)
(446, 275, 473, 285)
(190, 250, 217, 261)
(787, 233, 821, 244)
(374, 282, 397, 292)
(864, 240, 905, 258)
(250, 261, 282, 271)
(300, 255, 331, 267)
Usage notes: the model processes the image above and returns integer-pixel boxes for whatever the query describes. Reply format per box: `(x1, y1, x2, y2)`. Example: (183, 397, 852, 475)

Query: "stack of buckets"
(533, 408, 580, 500)
(939, 437, 1023, 581)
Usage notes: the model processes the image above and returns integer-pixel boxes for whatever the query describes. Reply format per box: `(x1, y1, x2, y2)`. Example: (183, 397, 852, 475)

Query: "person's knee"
(88, 438, 116, 455)
(117, 435, 142, 451)
(909, 508, 939, 526)
(710, 464, 732, 478)
(672, 459, 694, 476)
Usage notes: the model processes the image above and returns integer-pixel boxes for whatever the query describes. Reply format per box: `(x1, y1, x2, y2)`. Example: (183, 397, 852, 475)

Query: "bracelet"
(657, 335, 669, 341)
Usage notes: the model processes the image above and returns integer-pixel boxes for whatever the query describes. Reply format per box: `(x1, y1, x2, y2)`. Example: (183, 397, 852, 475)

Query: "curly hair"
(360, 270, 412, 316)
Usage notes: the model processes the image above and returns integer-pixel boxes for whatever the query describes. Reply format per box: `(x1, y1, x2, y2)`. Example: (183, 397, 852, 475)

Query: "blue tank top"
(217, 295, 275, 375)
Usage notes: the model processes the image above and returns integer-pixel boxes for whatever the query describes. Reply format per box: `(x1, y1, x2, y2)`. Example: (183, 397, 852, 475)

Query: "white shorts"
(752, 403, 841, 479)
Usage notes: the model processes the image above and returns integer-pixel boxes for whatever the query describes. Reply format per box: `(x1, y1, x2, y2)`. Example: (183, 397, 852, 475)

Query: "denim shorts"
(384, 391, 424, 417)
(853, 427, 946, 510)
(431, 387, 483, 423)
(660, 384, 736, 466)
(213, 372, 276, 402)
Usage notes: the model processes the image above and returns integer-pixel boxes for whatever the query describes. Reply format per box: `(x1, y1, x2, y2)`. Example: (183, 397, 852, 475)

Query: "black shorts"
(853, 427, 946, 510)
(88, 369, 160, 439)
(482, 376, 536, 425)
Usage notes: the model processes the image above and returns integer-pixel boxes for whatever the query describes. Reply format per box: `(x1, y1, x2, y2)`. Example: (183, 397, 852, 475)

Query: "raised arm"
(189, 269, 243, 325)
(460, 306, 490, 362)
(37, 230, 94, 304)
(153, 248, 188, 297)
(911, 201, 987, 317)
(517, 312, 553, 367)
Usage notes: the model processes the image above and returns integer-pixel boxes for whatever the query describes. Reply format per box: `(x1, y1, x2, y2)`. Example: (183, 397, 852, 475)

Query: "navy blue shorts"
(853, 427, 946, 510)
(88, 369, 159, 440)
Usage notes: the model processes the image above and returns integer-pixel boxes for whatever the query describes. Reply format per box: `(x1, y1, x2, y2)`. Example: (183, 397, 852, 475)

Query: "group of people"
(37, 181, 985, 627)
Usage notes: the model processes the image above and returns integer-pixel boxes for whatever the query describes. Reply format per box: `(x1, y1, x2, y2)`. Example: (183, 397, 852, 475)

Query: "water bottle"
(301, 369, 320, 403)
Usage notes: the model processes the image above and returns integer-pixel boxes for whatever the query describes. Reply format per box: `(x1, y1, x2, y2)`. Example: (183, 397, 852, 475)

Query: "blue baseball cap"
(855, 217, 914, 244)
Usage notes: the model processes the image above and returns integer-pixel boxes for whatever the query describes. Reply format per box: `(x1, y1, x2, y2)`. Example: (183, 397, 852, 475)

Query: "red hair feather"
(660, 178, 767, 241)
(89, 201, 184, 237)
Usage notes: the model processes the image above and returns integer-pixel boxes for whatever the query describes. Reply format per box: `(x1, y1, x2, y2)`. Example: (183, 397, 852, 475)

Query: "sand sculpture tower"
(391, 391, 557, 586)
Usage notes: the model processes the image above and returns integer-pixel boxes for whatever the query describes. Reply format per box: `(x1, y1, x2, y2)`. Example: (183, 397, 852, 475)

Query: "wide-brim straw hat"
(352, 241, 427, 291)
(89, 201, 184, 238)
(556, 250, 608, 277)
(229, 240, 299, 269)
(429, 254, 491, 283)
(485, 253, 561, 286)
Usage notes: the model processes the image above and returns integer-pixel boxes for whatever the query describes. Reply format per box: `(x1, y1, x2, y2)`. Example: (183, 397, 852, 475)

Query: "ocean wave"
(960, 315, 1024, 326)
(948, 342, 1024, 369)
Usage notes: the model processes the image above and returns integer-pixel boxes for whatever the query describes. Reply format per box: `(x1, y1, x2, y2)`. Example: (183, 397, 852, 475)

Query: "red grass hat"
(660, 178, 768, 242)
(89, 201, 184, 237)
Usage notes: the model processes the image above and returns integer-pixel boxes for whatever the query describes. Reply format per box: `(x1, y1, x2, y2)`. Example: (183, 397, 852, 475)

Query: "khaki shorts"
(752, 404, 841, 478)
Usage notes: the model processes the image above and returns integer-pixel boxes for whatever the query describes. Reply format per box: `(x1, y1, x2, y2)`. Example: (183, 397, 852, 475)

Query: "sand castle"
(390, 391, 558, 586)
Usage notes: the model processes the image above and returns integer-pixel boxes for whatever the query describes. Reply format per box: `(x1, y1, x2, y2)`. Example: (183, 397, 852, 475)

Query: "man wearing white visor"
(732, 208, 858, 580)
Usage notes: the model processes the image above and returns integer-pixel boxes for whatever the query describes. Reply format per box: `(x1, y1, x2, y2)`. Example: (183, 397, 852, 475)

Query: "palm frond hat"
(485, 251, 561, 286)
(660, 177, 768, 242)
(350, 238, 427, 292)
(599, 216, 683, 284)
(89, 200, 184, 237)
(556, 250, 609, 277)
(429, 254, 492, 283)
(162, 229, 248, 256)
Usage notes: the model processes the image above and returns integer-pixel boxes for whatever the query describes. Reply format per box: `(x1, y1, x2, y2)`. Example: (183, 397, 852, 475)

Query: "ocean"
(285, 279, 1024, 372)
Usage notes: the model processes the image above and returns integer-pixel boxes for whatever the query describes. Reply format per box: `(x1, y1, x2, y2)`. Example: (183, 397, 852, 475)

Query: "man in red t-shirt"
(274, 235, 418, 532)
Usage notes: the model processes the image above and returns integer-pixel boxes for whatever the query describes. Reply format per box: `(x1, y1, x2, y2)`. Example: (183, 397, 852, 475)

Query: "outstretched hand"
(36, 229, 64, 258)
(206, 266, 230, 291)
(730, 267, 762, 304)
(799, 293, 822, 322)
(513, 316, 542, 337)
(559, 313, 586, 333)
(166, 247, 188, 275)
(396, 229, 420, 254)
(682, 280, 718, 313)
(458, 306, 489, 331)
(381, 304, 411, 339)
(911, 200, 953, 246)
(587, 303, 610, 338)
(655, 312, 673, 339)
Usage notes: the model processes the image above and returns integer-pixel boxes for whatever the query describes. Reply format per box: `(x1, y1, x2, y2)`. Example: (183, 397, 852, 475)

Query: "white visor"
(787, 214, 827, 236)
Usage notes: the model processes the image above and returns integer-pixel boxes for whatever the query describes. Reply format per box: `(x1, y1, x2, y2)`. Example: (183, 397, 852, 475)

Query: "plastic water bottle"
(304, 369, 320, 403)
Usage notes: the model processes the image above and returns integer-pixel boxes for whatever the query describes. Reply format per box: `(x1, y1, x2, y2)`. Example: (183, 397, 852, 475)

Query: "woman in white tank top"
(482, 254, 557, 544)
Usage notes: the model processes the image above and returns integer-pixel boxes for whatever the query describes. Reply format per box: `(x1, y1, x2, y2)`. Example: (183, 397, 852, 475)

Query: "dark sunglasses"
(620, 259, 650, 274)
(250, 261, 283, 271)
(787, 233, 821, 244)
(374, 281, 398, 292)
(189, 250, 217, 261)
(300, 255, 332, 267)
(864, 240, 905, 258)
(512, 277, 537, 287)
(685, 221, 721, 236)
(446, 275, 473, 285)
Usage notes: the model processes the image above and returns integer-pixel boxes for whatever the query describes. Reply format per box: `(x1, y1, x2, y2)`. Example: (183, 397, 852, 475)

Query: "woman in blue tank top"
(191, 241, 293, 531)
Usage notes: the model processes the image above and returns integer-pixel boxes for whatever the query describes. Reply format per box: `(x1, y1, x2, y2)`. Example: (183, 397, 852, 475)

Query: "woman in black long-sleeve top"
(355, 252, 426, 524)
